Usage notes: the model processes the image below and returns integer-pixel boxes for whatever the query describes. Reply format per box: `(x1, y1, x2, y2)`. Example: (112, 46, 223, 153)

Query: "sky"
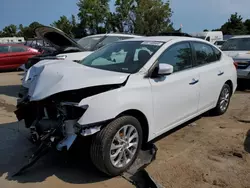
(0, 0, 250, 33)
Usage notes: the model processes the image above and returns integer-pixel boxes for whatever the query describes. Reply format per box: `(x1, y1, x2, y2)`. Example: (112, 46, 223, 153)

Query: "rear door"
(0, 46, 11, 69)
(191, 41, 224, 112)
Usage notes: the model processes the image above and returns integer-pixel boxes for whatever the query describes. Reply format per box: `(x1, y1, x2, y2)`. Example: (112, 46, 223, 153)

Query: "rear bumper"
(237, 67, 250, 79)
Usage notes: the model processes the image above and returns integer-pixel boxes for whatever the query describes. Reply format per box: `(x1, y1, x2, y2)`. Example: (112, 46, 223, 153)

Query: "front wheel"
(211, 83, 231, 115)
(90, 116, 143, 176)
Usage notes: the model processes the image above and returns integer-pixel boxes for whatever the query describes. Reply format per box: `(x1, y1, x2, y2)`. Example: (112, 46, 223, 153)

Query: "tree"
(203, 29, 209, 32)
(114, 0, 136, 33)
(220, 12, 246, 35)
(51, 16, 74, 37)
(22, 22, 44, 39)
(133, 0, 173, 35)
(77, 0, 110, 34)
(1, 24, 18, 37)
(244, 19, 250, 34)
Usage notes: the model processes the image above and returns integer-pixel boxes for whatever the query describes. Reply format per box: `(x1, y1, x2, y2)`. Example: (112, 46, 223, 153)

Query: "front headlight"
(60, 102, 88, 120)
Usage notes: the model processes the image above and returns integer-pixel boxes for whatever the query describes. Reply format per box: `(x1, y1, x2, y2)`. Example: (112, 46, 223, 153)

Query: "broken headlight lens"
(60, 103, 88, 120)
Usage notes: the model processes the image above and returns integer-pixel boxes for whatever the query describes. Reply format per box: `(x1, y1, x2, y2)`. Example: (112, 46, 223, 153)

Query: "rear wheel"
(90, 116, 142, 176)
(211, 83, 231, 115)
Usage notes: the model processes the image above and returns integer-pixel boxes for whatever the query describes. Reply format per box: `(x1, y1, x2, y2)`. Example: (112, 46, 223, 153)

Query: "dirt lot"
(0, 71, 250, 188)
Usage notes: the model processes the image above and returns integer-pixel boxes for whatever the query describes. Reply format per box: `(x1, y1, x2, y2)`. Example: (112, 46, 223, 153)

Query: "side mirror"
(158, 64, 174, 75)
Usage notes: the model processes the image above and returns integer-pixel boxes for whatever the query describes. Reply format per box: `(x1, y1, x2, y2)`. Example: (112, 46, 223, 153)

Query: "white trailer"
(190, 31, 223, 44)
(0, 37, 25, 43)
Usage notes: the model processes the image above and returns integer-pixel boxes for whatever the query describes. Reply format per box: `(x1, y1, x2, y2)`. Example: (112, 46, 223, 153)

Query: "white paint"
(24, 36, 237, 142)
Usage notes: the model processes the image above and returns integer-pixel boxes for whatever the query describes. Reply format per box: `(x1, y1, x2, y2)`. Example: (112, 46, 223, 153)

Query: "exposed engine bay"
(13, 83, 124, 175)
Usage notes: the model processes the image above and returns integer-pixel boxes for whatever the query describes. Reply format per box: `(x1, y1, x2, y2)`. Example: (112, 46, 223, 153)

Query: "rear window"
(221, 38, 250, 51)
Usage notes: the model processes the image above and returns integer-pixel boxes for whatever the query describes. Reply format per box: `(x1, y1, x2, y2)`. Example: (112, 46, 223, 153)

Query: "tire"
(90, 116, 143, 176)
(211, 83, 231, 116)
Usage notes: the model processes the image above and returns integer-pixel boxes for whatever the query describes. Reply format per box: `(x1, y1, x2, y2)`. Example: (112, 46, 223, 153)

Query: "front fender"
(77, 77, 154, 138)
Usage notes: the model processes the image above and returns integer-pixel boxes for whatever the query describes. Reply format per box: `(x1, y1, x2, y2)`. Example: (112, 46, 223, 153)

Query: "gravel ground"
(0, 71, 250, 188)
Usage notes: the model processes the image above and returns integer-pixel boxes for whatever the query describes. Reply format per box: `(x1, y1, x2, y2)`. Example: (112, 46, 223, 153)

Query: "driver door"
(149, 42, 200, 135)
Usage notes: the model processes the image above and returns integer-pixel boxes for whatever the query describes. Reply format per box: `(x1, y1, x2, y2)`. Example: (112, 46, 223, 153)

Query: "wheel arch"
(225, 79, 233, 95)
(117, 109, 149, 144)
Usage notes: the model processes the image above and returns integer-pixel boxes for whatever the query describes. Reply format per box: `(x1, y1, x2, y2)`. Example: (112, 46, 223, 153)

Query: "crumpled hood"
(223, 51, 250, 60)
(25, 60, 129, 101)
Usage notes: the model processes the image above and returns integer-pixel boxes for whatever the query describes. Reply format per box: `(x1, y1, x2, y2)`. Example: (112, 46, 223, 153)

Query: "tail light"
(233, 62, 238, 69)
(28, 48, 39, 53)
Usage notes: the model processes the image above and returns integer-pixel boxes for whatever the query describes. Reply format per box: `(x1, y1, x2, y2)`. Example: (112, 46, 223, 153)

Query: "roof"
(83, 33, 142, 38)
(106, 33, 142, 37)
(122, 36, 205, 43)
(230, 35, 250, 39)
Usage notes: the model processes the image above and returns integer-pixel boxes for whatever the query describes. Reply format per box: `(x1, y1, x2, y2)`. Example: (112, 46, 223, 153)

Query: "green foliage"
(0, 0, 174, 38)
(244, 19, 250, 34)
(77, 0, 110, 34)
(134, 0, 173, 35)
(221, 13, 246, 35)
(1, 24, 18, 37)
(51, 16, 74, 37)
(207, 12, 250, 35)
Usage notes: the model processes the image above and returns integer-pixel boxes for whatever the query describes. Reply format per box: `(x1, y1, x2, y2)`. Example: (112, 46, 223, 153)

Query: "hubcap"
(220, 87, 230, 112)
(110, 125, 139, 168)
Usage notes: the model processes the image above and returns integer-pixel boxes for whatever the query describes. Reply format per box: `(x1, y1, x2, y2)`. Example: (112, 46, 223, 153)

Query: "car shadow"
(244, 130, 250, 154)
(150, 115, 203, 144)
(0, 121, 109, 185)
(236, 80, 250, 92)
(0, 85, 21, 98)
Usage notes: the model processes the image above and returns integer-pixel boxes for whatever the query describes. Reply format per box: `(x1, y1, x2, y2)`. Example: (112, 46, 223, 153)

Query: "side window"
(0, 46, 9, 53)
(158, 42, 192, 72)
(11, 46, 27, 52)
(193, 42, 217, 65)
(212, 46, 222, 61)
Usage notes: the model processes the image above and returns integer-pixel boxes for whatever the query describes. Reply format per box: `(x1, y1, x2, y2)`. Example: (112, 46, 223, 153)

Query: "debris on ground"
(122, 143, 163, 188)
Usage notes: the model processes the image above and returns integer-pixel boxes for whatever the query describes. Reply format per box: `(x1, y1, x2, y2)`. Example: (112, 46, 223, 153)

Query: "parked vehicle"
(15, 36, 237, 176)
(24, 38, 56, 54)
(221, 35, 250, 90)
(0, 37, 25, 44)
(191, 31, 223, 44)
(22, 26, 142, 70)
(0, 44, 40, 70)
(214, 40, 225, 49)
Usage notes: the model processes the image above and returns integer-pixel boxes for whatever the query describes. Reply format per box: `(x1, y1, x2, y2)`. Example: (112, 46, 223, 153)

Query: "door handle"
(218, 71, 224, 76)
(189, 78, 199, 85)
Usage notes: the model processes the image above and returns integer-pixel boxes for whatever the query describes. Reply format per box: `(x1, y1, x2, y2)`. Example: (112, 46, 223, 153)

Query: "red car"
(0, 44, 40, 70)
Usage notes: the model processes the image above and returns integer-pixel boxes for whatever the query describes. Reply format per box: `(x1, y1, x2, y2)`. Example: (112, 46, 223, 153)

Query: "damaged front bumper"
(14, 98, 105, 151)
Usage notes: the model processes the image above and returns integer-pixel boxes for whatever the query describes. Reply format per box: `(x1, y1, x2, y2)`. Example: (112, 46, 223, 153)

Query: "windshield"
(80, 41, 164, 74)
(221, 38, 250, 51)
(77, 35, 104, 51)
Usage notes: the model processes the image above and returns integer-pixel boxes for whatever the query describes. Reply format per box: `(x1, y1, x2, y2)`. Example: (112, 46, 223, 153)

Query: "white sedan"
(15, 36, 237, 176)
